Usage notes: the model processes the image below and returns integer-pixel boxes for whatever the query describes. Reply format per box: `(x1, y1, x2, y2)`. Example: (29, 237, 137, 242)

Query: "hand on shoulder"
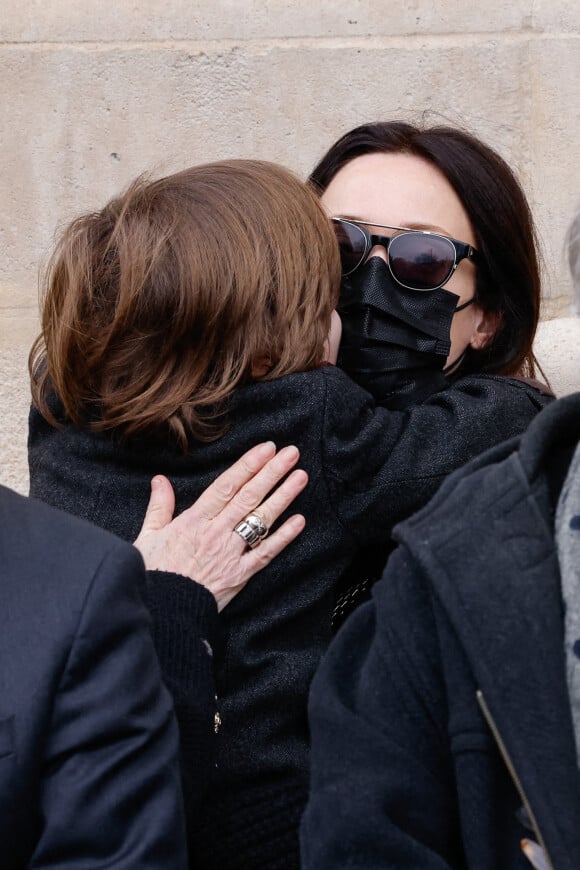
(134, 442, 308, 610)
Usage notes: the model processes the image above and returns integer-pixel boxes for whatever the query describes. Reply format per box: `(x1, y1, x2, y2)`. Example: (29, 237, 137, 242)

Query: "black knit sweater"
(142, 570, 219, 824)
(28, 366, 551, 869)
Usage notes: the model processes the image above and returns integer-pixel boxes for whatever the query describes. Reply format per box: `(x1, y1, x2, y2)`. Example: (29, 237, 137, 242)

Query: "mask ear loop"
(442, 297, 475, 374)
(443, 349, 467, 375)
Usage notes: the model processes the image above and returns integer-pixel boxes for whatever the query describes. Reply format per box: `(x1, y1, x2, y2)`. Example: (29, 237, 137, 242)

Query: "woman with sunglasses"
(310, 121, 542, 404)
(309, 120, 552, 624)
(27, 158, 549, 870)
(301, 211, 580, 870)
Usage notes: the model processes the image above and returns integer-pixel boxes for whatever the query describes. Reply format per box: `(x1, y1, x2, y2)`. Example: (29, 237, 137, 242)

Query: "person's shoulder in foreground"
(0, 484, 188, 868)
(302, 392, 580, 870)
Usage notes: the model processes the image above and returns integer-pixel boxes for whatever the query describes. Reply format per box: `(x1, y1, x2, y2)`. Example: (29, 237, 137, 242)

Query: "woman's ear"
(251, 356, 273, 378)
(469, 307, 501, 351)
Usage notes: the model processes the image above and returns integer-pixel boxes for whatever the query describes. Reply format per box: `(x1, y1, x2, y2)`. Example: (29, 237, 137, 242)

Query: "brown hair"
(30, 159, 341, 446)
(309, 121, 542, 378)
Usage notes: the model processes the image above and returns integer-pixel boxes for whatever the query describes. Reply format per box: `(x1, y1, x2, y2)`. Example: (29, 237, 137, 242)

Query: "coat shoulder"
(0, 484, 136, 606)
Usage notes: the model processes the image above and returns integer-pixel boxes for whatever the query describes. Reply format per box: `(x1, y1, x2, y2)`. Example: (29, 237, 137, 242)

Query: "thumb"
(138, 475, 176, 534)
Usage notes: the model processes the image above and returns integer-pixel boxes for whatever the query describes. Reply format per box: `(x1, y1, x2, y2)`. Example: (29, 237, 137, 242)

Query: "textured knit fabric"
(28, 365, 550, 869)
(303, 392, 580, 870)
(556, 441, 580, 765)
(142, 571, 220, 820)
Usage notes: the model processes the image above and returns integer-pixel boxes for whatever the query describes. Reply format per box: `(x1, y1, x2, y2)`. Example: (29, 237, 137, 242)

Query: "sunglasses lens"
(389, 233, 456, 291)
(332, 220, 368, 276)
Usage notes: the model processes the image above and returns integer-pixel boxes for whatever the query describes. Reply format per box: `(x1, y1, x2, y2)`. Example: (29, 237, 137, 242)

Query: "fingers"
(224, 467, 307, 586)
(192, 442, 277, 520)
(220, 445, 302, 529)
(217, 513, 307, 610)
(135, 475, 176, 537)
(239, 514, 306, 581)
(247, 469, 308, 530)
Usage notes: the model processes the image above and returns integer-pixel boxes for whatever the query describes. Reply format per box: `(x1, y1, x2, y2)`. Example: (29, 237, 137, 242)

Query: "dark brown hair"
(30, 159, 341, 446)
(309, 121, 542, 377)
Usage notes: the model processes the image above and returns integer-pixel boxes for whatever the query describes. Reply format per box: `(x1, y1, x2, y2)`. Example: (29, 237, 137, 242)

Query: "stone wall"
(1, 2, 579, 493)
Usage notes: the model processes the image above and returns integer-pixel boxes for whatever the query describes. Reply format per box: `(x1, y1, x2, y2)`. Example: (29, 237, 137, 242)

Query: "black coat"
(303, 392, 580, 870)
(28, 366, 551, 869)
(0, 485, 188, 868)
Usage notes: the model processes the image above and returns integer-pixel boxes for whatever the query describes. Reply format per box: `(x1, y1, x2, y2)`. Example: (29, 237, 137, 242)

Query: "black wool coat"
(303, 392, 580, 870)
(29, 365, 551, 869)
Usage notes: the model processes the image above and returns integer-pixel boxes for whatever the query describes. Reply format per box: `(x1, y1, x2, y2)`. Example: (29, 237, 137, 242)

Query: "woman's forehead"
(320, 151, 476, 246)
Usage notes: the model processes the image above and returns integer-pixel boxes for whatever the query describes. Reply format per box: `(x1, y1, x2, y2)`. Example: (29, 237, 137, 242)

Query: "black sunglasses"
(332, 217, 479, 292)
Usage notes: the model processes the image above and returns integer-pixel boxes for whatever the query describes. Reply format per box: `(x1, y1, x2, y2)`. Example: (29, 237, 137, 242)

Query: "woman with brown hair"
(28, 158, 549, 868)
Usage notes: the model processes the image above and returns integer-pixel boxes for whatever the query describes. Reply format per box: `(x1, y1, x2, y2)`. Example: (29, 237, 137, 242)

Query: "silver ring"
(233, 512, 269, 549)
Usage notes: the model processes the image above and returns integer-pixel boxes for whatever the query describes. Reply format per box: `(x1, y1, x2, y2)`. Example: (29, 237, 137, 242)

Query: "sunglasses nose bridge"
(365, 231, 391, 265)
(367, 242, 389, 265)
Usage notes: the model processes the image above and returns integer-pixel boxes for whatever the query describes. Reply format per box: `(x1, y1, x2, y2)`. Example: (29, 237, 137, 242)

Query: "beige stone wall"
(1, 2, 579, 493)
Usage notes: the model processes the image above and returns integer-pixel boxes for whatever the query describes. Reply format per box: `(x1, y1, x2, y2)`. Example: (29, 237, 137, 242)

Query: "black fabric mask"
(337, 256, 468, 408)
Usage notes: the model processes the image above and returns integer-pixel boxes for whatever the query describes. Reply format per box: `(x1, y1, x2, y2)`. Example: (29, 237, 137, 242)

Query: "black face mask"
(337, 256, 471, 408)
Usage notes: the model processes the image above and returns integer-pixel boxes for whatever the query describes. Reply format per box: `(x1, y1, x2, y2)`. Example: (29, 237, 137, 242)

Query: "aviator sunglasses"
(332, 217, 479, 292)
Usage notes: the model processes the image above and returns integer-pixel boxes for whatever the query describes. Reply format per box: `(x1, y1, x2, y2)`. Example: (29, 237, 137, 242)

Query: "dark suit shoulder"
(0, 484, 137, 609)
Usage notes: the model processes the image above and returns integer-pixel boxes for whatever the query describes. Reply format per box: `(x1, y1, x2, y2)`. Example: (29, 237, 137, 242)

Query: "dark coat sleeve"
(31, 543, 189, 869)
(320, 371, 550, 543)
(142, 571, 219, 819)
(301, 545, 462, 869)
